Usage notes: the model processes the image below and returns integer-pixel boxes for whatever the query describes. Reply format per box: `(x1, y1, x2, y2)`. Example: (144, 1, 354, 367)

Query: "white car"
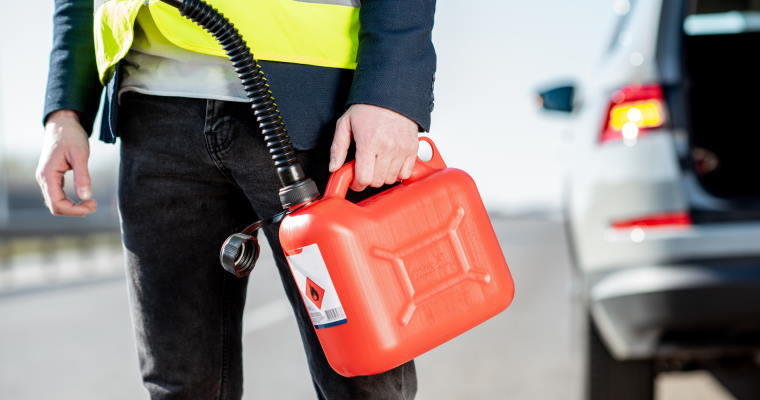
(539, 0, 760, 398)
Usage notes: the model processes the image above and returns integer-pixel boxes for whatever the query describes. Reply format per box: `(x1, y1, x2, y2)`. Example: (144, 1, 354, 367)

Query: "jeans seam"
(203, 99, 237, 184)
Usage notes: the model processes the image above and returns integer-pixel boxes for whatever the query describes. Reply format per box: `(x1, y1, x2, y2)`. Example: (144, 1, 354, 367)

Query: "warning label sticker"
(286, 244, 347, 329)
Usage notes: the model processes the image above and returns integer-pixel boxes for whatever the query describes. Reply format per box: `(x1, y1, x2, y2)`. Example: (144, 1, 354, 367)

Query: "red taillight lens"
(600, 84, 667, 144)
(611, 211, 692, 230)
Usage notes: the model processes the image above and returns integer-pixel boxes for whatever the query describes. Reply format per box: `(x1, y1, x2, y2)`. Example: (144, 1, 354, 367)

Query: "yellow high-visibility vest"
(94, 0, 360, 84)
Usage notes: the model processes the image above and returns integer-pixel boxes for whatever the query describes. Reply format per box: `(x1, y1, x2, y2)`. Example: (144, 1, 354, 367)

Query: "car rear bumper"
(580, 221, 760, 272)
(589, 258, 760, 360)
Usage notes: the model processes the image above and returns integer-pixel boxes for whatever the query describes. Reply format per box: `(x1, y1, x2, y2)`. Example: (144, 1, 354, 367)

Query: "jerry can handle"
(324, 136, 447, 200)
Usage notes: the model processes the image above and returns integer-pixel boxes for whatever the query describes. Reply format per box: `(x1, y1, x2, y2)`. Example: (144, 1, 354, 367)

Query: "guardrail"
(0, 208, 122, 293)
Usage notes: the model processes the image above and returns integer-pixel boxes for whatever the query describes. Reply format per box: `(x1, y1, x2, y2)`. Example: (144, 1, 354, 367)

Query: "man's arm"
(329, 0, 437, 191)
(37, 0, 101, 216)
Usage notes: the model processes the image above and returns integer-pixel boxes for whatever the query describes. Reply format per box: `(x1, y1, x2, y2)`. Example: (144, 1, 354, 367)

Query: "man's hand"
(35, 110, 97, 216)
(329, 104, 419, 192)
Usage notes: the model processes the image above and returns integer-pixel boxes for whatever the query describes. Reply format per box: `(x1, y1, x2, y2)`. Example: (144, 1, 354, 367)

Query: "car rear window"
(691, 0, 760, 14)
(685, 0, 760, 35)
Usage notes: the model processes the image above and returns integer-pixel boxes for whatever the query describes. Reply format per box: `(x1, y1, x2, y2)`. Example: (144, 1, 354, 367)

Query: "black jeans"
(118, 92, 417, 400)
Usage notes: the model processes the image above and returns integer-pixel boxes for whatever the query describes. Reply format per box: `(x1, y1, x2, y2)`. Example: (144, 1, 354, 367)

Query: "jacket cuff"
(346, 71, 434, 132)
(43, 90, 103, 135)
(43, 46, 103, 134)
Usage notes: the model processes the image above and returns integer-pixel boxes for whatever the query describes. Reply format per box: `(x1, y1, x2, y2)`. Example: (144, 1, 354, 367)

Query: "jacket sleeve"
(346, 0, 437, 131)
(43, 0, 103, 134)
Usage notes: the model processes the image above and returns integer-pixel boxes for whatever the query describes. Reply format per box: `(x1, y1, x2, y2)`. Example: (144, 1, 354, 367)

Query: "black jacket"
(43, 0, 436, 150)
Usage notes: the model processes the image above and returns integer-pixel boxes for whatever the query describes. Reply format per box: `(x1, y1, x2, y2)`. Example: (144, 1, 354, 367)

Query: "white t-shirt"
(119, 7, 249, 103)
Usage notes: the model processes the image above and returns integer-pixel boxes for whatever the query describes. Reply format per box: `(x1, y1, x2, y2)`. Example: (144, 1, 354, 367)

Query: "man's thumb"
(329, 117, 352, 172)
(71, 155, 92, 201)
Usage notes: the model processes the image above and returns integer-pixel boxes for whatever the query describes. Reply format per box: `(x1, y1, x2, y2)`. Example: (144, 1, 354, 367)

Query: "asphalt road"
(0, 217, 735, 399)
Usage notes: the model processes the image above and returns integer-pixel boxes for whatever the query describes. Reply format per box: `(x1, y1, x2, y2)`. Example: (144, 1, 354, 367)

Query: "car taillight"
(599, 84, 667, 144)
(611, 211, 691, 230)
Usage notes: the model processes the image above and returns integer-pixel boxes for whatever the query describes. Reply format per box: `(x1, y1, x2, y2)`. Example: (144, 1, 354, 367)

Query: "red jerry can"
(279, 137, 515, 377)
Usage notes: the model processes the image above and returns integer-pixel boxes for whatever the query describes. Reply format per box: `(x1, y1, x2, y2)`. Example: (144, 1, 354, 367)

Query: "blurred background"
(2, 0, 759, 399)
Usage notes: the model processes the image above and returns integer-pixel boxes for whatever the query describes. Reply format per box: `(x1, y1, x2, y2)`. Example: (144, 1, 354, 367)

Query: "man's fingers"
(35, 170, 51, 210)
(337, 103, 420, 190)
(384, 156, 404, 185)
(42, 168, 66, 212)
(50, 198, 97, 217)
(370, 151, 392, 188)
(329, 117, 352, 172)
(399, 156, 417, 180)
(71, 154, 92, 201)
(42, 167, 96, 217)
(352, 150, 375, 192)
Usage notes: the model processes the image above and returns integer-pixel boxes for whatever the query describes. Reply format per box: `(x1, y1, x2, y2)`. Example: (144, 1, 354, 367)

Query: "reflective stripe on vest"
(93, 0, 360, 84)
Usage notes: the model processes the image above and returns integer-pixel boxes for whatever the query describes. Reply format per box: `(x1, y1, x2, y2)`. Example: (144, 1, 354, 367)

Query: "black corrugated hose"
(160, 0, 319, 209)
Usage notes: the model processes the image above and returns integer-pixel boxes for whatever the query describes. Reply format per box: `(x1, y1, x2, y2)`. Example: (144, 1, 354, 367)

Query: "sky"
(0, 0, 618, 213)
